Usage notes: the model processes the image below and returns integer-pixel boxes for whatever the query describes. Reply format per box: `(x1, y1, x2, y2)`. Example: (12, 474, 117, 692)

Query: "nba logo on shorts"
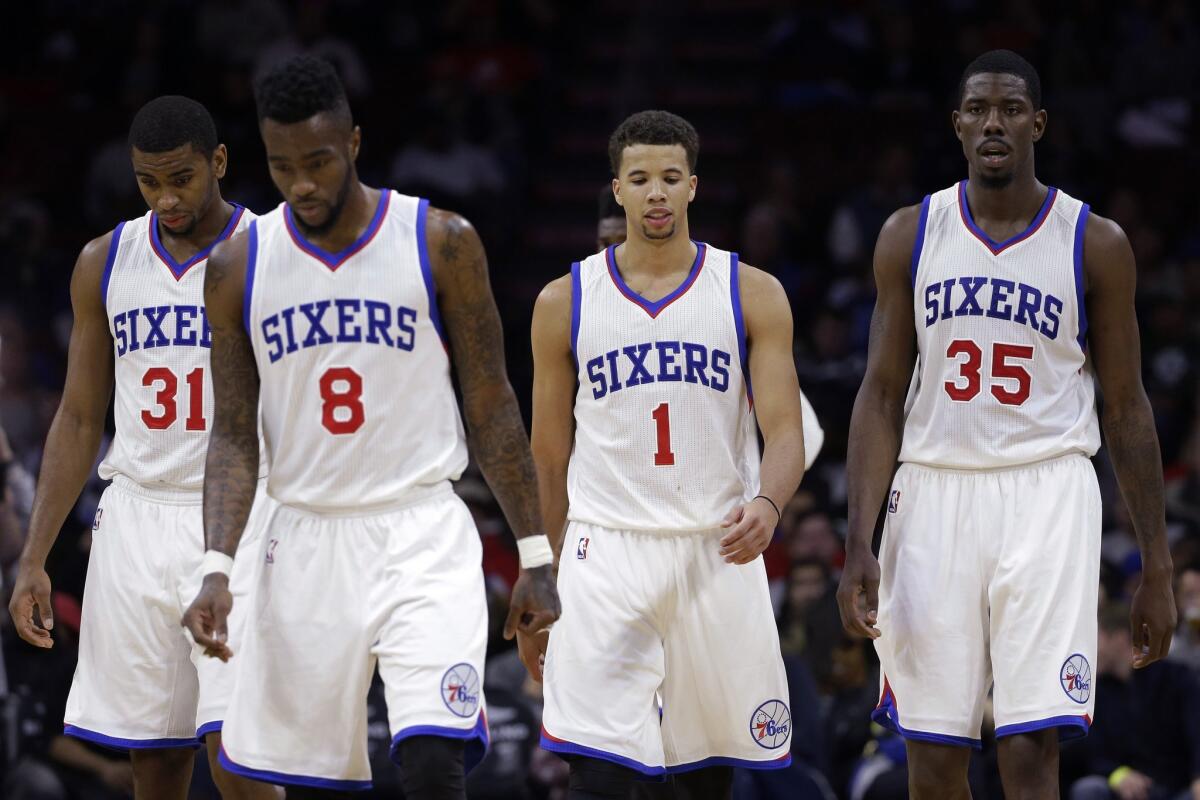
(1060, 654, 1091, 704)
(888, 490, 901, 513)
(576, 537, 590, 560)
(265, 538, 279, 564)
(92, 508, 103, 531)
(441, 663, 481, 718)
(749, 700, 791, 750)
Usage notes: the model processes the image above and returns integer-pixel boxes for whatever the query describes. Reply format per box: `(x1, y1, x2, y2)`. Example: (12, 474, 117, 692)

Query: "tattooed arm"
(426, 209, 560, 647)
(1085, 213, 1176, 667)
(182, 231, 260, 660)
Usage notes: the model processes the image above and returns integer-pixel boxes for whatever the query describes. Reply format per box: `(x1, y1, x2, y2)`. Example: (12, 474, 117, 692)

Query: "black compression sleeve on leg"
(567, 756, 639, 799)
(397, 736, 467, 800)
(284, 788, 356, 800)
(670, 766, 734, 800)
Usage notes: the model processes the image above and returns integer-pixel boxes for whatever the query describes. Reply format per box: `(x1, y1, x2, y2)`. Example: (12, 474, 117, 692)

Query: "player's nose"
(157, 193, 180, 211)
(982, 107, 1005, 135)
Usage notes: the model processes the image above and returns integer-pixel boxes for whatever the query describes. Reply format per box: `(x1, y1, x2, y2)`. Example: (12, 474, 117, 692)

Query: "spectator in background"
(1171, 563, 1200, 671)
(1069, 602, 1200, 800)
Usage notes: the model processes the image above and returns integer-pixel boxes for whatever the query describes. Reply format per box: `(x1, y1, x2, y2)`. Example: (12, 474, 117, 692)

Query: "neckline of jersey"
(150, 204, 245, 280)
(605, 241, 707, 319)
(957, 180, 1058, 255)
(284, 190, 391, 271)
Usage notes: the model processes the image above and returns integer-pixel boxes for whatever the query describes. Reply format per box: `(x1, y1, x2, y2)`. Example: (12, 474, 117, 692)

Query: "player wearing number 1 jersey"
(838, 51, 1177, 799)
(7, 97, 274, 800)
(527, 111, 807, 799)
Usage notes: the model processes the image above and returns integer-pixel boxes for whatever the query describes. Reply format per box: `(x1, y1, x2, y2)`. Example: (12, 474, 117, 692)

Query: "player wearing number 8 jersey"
(181, 56, 559, 796)
(7, 97, 274, 800)
(838, 51, 1177, 799)
(527, 111, 807, 799)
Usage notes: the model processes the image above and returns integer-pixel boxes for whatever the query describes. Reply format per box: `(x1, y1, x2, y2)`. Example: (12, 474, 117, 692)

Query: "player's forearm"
(535, 462, 569, 563)
(845, 380, 905, 554)
(1103, 397, 1171, 575)
(464, 381, 544, 538)
(202, 423, 259, 557)
(21, 409, 105, 566)
(757, 425, 805, 510)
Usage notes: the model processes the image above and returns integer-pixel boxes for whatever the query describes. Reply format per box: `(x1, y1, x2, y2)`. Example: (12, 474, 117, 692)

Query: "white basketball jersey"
(567, 243, 760, 531)
(99, 205, 253, 490)
(900, 181, 1100, 469)
(245, 191, 468, 512)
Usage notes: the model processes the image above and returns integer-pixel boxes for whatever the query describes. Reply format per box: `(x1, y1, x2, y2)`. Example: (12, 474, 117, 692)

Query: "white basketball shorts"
(872, 453, 1101, 747)
(217, 485, 489, 791)
(64, 476, 269, 748)
(541, 522, 793, 775)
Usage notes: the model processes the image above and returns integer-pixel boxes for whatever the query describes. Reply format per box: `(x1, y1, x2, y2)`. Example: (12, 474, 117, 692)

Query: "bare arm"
(528, 274, 576, 562)
(426, 208, 560, 643)
(837, 205, 921, 639)
(182, 232, 259, 659)
(1085, 213, 1176, 666)
(718, 264, 806, 564)
(9, 234, 115, 646)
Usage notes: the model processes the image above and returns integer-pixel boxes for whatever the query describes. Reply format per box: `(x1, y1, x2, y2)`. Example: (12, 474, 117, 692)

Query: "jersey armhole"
(416, 197, 449, 348)
(570, 261, 582, 371)
(1073, 203, 1090, 353)
(243, 220, 259, 336)
(729, 252, 753, 406)
(909, 194, 932, 285)
(99, 221, 126, 311)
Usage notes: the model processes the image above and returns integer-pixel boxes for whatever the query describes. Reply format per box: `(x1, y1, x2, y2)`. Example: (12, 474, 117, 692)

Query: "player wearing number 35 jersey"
(839, 51, 1176, 799)
(528, 111, 807, 798)
(182, 56, 559, 796)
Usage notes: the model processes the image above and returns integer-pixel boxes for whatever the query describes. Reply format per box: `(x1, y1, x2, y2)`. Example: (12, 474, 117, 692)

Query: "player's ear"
(1032, 109, 1047, 143)
(211, 144, 228, 180)
(612, 178, 623, 207)
(952, 110, 963, 142)
(349, 126, 362, 162)
(688, 174, 697, 203)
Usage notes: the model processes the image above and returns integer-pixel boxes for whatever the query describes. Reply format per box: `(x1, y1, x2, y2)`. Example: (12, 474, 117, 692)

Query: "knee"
(568, 756, 638, 799)
(131, 746, 193, 774)
(906, 743, 970, 800)
(397, 736, 466, 799)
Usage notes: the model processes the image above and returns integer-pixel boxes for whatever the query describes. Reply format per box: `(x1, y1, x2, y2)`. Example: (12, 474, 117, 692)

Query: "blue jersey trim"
(284, 190, 389, 271)
(995, 714, 1090, 741)
(151, 204, 245, 280)
(416, 197, 449, 347)
(910, 194, 932, 284)
(1073, 203, 1090, 352)
(64, 724, 199, 751)
(871, 697, 982, 750)
(389, 714, 490, 773)
(540, 729, 667, 776)
(243, 220, 259, 336)
(729, 252, 753, 405)
(606, 241, 706, 318)
(570, 261, 582, 370)
(100, 221, 126, 310)
(218, 746, 373, 791)
(958, 181, 1057, 255)
(196, 720, 223, 740)
(666, 753, 792, 774)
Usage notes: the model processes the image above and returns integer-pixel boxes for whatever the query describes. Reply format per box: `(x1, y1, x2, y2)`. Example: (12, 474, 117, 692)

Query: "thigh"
(660, 533, 791, 770)
(990, 456, 1100, 738)
(374, 494, 489, 773)
(65, 486, 199, 745)
(541, 524, 668, 776)
(872, 464, 990, 746)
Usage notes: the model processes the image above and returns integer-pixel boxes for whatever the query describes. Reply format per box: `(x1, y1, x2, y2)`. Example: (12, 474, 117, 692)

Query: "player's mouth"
(160, 213, 189, 229)
(293, 201, 325, 219)
(644, 209, 673, 229)
(978, 140, 1011, 167)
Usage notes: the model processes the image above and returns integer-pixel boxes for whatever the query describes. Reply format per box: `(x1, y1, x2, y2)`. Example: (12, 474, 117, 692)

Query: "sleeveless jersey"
(567, 243, 760, 531)
(245, 191, 468, 512)
(900, 181, 1100, 469)
(99, 205, 253, 491)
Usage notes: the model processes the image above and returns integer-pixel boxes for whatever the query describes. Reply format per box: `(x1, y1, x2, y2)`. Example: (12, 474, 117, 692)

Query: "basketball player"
(527, 111, 805, 800)
(7, 97, 274, 800)
(180, 56, 560, 798)
(837, 50, 1178, 799)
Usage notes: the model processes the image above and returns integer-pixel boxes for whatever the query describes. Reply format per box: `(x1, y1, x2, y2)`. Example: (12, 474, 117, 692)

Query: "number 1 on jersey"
(652, 402, 675, 466)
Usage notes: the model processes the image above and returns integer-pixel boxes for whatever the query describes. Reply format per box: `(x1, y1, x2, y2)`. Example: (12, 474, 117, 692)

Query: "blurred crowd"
(2, 0, 1200, 798)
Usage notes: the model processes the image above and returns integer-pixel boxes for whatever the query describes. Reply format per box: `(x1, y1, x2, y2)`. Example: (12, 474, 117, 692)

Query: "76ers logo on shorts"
(1060, 653, 1091, 704)
(749, 700, 791, 749)
(441, 663, 481, 718)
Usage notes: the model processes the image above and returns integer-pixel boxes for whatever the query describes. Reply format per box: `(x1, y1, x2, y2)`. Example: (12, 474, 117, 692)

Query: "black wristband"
(753, 494, 781, 524)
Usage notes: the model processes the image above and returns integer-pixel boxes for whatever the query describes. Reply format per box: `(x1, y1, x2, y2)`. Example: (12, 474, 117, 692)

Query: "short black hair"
(607, 110, 699, 177)
(254, 55, 351, 126)
(128, 96, 219, 157)
(597, 186, 623, 221)
(958, 49, 1042, 109)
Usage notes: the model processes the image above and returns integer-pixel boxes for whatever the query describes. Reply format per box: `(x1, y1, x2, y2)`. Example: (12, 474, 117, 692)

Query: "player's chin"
(641, 223, 676, 240)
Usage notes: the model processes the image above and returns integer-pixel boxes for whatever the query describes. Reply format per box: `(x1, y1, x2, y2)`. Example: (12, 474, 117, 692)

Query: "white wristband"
(201, 550, 234, 578)
(517, 535, 554, 569)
